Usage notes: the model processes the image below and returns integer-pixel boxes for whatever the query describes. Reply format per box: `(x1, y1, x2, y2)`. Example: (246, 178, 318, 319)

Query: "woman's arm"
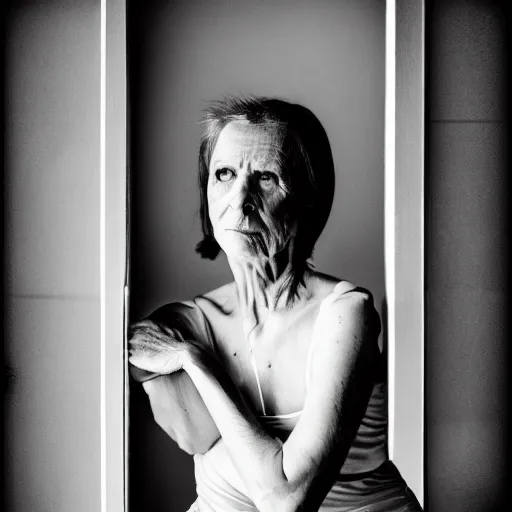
(131, 286, 380, 511)
(142, 372, 220, 455)
(129, 302, 220, 455)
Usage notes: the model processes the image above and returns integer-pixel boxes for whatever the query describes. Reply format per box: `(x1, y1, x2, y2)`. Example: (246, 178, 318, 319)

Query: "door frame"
(100, 0, 425, 508)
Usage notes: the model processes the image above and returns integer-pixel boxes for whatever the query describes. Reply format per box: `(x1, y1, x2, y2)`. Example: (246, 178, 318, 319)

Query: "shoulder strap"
(250, 351, 267, 416)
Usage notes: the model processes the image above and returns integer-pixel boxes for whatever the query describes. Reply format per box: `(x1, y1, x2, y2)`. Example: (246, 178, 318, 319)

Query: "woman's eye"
(215, 168, 235, 182)
(259, 172, 277, 186)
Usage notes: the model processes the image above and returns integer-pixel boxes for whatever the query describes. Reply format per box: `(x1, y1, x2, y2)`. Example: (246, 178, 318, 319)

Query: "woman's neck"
(228, 249, 306, 338)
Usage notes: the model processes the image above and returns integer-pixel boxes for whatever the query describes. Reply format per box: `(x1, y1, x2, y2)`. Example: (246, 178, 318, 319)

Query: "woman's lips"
(227, 229, 261, 236)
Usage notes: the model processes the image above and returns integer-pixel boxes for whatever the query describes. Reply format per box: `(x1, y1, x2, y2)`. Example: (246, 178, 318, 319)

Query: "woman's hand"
(129, 319, 191, 375)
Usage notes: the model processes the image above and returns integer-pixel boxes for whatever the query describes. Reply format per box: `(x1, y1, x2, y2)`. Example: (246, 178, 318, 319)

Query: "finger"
(131, 320, 160, 335)
(130, 330, 162, 345)
(132, 319, 155, 328)
(129, 336, 150, 348)
(139, 327, 171, 345)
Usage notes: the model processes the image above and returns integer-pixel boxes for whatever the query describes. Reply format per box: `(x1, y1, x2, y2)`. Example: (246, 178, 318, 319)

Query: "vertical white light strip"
(384, 0, 396, 460)
(124, 285, 130, 511)
(100, 0, 106, 510)
(419, 0, 425, 495)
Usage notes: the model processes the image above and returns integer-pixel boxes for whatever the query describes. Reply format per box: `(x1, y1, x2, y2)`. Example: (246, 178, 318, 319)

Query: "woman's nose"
(229, 176, 253, 212)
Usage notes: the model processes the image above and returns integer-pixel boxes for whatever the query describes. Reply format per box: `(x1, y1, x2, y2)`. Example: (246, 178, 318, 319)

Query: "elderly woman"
(129, 97, 422, 512)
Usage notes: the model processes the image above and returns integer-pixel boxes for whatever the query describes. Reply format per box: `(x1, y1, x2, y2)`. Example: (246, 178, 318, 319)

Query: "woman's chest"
(205, 307, 317, 416)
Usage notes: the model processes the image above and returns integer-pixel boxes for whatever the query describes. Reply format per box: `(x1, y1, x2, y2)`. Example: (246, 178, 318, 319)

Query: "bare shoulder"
(306, 272, 379, 338)
(306, 274, 381, 381)
(306, 271, 373, 305)
(148, 299, 199, 322)
(194, 282, 237, 314)
(143, 283, 238, 340)
(146, 297, 219, 345)
(147, 280, 237, 322)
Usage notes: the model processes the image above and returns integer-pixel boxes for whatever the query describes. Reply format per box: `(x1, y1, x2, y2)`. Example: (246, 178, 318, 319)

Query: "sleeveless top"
(131, 284, 391, 511)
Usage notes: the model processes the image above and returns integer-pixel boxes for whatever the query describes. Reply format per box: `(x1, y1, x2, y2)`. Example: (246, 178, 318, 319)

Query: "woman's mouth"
(227, 229, 261, 236)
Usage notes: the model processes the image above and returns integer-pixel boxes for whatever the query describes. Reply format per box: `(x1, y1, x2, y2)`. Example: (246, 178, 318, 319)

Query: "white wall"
(4, 1, 101, 511)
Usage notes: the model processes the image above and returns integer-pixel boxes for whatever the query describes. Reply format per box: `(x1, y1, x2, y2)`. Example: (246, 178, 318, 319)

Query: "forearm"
(183, 349, 302, 510)
(143, 371, 220, 455)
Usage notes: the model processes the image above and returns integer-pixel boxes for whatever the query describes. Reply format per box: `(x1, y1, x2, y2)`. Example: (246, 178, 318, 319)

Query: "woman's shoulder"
(149, 299, 199, 321)
(307, 273, 378, 327)
(308, 273, 381, 339)
(194, 282, 238, 314)
(149, 281, 236, 319)
(306, 272, 373, 304)
(148, 298, 215, 342)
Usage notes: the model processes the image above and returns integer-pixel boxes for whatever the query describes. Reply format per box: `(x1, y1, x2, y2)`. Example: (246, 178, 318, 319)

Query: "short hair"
(196, 96, 335, 274)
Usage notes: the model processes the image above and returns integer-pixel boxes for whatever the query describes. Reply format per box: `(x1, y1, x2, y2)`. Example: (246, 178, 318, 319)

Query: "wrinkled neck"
(228, 246, 299, 338)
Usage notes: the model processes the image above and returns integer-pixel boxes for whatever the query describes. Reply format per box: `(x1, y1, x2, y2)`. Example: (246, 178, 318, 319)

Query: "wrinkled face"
(207, 120, 296, 262)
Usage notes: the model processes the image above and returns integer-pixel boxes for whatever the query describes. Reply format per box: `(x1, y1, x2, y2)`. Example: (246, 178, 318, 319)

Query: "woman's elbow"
(153, 414, 215, 455)
(255, 485, 306, 512)
(258, 497, 303, 512)
(176, 434, 217, 456)
(173, 435, 210, 456)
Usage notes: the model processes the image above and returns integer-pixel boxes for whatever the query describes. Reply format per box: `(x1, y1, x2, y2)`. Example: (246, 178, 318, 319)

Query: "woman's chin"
(218, 232, 263, 258)
(223, 245, 262, 263)
(217, 231, 294, 265)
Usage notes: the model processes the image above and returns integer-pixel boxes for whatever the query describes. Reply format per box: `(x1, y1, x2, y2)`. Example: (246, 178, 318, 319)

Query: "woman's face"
(207, 120, 296, 262)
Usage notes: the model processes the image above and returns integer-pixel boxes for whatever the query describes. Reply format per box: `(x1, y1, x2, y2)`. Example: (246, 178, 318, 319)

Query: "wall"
(426, 0, 510, 510)
(128, 0, 385, 510)
(4, 1, 101, 511)
(5, 1, 508, 511)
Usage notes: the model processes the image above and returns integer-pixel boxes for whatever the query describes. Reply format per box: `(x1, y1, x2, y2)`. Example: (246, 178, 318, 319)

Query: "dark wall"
(426, 0, 510, 510)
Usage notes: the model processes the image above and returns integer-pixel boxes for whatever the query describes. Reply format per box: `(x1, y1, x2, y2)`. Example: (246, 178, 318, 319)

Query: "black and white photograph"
(126, 1, 426, 510)
(3, 1, 510, 511)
